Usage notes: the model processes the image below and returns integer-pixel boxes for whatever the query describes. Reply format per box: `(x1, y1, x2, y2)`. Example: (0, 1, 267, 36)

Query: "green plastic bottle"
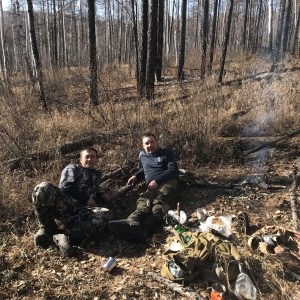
(174, 224, 186, 234)
(174, 225, 191, 243)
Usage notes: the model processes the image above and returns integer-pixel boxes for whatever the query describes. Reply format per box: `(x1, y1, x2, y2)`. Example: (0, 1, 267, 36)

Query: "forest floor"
(0, 136, 300, 300)
(1, 58, 300, 299)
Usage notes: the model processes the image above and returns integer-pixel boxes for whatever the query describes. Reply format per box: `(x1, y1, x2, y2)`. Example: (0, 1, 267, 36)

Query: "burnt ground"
(0, 143, 300, 300)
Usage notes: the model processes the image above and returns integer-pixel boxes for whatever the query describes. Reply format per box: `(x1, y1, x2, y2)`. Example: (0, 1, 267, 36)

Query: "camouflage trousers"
(32, 182, 113, 241)
(128, 179, 181, 234)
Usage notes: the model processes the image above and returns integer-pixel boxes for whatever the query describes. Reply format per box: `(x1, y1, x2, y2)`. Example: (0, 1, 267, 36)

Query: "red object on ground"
(211, 291, 223, 300)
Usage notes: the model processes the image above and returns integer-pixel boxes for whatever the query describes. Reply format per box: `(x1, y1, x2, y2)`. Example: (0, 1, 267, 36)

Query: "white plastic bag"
(167, 209, 187, 224)
(199, 215, 232, 237)
(233, 265, 257, 300)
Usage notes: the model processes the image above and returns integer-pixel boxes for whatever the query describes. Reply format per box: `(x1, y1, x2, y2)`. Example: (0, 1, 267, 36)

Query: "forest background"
(0, 0, 300, 299)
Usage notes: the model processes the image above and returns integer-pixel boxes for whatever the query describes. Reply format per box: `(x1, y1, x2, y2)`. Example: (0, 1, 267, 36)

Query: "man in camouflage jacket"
(32, 147, 113, 256)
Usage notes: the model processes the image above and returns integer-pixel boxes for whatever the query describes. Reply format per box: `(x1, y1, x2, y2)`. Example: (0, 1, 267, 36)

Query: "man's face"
(142, 136, 159, 154)
(80, 150, 98, 169)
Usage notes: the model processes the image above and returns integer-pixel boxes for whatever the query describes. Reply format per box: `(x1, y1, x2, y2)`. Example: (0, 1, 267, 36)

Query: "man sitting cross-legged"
(32, 147, 113, 256)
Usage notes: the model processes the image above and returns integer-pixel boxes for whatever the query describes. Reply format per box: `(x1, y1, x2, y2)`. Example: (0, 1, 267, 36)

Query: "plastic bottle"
(174, 224, 186, 234)
(174, 225, 190, 243)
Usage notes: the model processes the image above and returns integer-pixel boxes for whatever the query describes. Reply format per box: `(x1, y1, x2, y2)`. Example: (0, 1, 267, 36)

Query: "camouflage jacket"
(59, 163, 102, 205)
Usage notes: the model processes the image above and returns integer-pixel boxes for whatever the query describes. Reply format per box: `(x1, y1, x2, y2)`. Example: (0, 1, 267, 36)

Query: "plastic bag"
(199, 215, 232, 237)
(233, 265, 257, 300)
(167, 209, 187, 224)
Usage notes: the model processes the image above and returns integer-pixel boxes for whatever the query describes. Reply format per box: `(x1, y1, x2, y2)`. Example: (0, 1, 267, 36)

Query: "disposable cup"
(103, 257, 118, 272)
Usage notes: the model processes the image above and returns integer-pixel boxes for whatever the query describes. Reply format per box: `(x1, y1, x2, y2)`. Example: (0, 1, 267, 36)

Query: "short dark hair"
(142, 132, 157, 140)
(80, 147, 99, 158)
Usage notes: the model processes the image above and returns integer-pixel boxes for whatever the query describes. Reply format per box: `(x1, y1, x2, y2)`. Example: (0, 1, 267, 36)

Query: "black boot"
(34, 222, 58, 248)
(108, 219, 149, 243)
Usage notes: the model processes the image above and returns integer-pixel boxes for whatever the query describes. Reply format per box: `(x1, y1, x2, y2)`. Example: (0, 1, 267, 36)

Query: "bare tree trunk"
(243, 0, 249, 48)
(218, 0, 234, 83)
(177, 0, 187, 81)
(155, 0, 164, 82)
(52, 0, 58, 67)
(167, 0, 175, 56)
(45, 0, 52, 69)
(145, 0, 158, 101)
(59, 0, 67, 66)
(130, 0, 139, 82)
(268, 0, 273, 51)
(118, 0, 124, 65)
(276, 0, 286, 54)
(14, 0, 34, 82)
(208, 0, 218, 74)
(200, 0, 209, 79)
(292, 2, 300, 54)
(87, 0, 99, 106)
(0, 0, 9, 86)
(70, 0, 78, 65)
(253, 0, 263, 53)
(282, 0, 292, 53)
(78, 0, 85, 66)
(27, 0, 47, 109)
(270, 0, 287, 72)
(194, 0, 200, 48)
(138, 0, 148, 96)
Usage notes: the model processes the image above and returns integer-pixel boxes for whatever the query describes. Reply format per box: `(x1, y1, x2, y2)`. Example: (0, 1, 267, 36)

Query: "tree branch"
(243, 127, 300, 156)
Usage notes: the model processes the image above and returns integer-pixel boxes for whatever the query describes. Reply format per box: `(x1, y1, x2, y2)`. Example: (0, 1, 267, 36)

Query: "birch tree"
(14, 0, 34, 81)
(0, 0, 9, 85)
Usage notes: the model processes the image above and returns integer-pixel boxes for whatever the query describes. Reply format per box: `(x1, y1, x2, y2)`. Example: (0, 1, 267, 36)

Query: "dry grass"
(0, 52, 300, 299)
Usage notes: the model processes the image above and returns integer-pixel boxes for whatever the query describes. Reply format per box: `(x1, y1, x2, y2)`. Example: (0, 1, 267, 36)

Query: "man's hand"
(86, 198, 98, 207)
(147, 180, 158, 190)
(127, 176, 137, 185)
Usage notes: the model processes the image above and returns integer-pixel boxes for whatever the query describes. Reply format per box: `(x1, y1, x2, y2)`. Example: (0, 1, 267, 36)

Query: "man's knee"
(32, 182, 61, 207)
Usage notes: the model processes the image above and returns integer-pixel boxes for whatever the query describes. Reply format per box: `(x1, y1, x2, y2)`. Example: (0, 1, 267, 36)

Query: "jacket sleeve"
(59, 164, 90, 204)
(134, 167, 145, 181)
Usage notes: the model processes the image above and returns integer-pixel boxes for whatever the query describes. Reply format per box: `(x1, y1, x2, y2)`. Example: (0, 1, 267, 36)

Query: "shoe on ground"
(34, 228, 51, 248)
(108, 219, 149, 243)
(53, 234, 74, 257)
